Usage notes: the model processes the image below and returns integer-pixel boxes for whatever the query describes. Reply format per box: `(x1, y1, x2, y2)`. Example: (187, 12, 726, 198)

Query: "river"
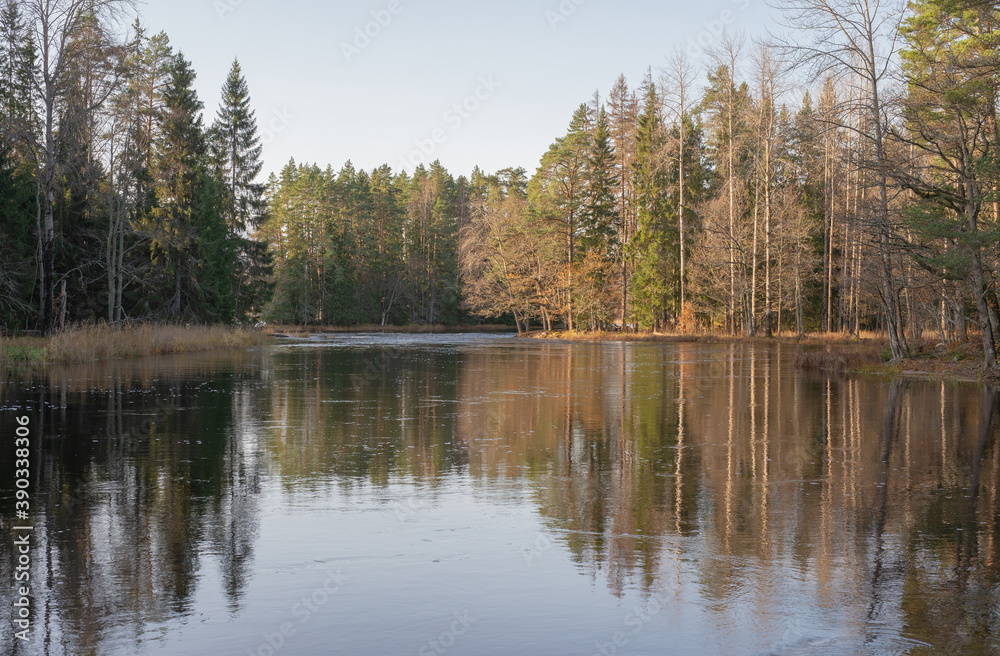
(0, 334, 997, 655)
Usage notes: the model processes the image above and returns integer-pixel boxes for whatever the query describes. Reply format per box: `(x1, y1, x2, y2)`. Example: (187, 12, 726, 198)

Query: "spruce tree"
(0, 1, 21, 147)
(211, 58, 271, 321)
(630, 79, 674, 330)
(0, 5, 33, 328)
(0, 1, 36, 166)
(148, 51, 225, 319)
(211, 58, 265, 233)
(0, 148, 36, 328)
(582, 106, 619, 257)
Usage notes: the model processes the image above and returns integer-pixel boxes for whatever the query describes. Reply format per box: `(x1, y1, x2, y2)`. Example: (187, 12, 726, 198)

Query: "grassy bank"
(0, 338, 46, 365)
(263, 324, 515, 337)
(793, 337, 993, 381)
(1, 324, 269, 365)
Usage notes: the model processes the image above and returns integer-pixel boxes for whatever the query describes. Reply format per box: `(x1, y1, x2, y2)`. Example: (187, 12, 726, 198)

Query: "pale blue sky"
(141, 0, 773, 179)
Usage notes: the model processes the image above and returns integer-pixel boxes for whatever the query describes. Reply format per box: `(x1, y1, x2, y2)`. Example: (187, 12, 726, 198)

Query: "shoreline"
(3, 324, 990, 382)
(520, 329, 874, 346)
(523, 329, 990, 383)
(262, 324, 516, 338)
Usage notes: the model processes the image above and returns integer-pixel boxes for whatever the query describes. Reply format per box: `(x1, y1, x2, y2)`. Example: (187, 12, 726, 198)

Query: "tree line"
(2, 0, 999, 368)
(457, 0, 1000, 372)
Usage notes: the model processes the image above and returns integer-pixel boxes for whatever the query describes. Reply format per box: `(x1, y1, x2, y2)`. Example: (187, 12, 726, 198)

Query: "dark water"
(0, 335, 998, 655)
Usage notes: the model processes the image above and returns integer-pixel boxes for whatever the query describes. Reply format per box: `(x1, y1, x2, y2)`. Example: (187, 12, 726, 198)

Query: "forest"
(1, 0, 999, 367)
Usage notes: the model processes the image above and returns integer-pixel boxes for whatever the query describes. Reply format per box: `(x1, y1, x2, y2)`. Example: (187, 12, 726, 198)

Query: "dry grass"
(0, 323, 270, 365)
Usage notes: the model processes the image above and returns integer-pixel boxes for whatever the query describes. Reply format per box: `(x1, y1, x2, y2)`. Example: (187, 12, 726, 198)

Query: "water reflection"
(0, 339, 997, 655)
(1, 353, 268, 655)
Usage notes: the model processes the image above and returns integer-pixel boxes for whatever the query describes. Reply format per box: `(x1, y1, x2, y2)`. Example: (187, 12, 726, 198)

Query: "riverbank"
(1, 324, 269, 365)
(522, 329, 879, 345)
(525, 329, 990, 382)
(796, 338, 991, 382)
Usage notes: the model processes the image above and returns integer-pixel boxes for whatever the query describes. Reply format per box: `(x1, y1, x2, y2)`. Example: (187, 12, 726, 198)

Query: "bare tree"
(23, 0, 133, 332)
(661, 49, 696, 310)
(750, 40, 785, 336)
(707, 32, 747, 334)
(770, 0, 909, 359)
(460, 188, 562, 333)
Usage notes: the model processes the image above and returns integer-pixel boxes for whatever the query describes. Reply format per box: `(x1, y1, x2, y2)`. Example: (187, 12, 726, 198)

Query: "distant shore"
(3, 323, 990, 382)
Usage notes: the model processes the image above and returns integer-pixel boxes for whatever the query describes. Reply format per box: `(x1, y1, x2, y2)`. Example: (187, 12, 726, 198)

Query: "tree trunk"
(678, 87, 686, 309)
(751, 182, 759, 336)
(795, 245, 804, 337)
(971, 250, 998, 370)
(869, 49, 907, 360)
(764, 129, 773, 337)
(107, 186, 116, 323)
(823, 136, 831, 333)
(173, 261, 183, 317)
(41, 98, 56, 333)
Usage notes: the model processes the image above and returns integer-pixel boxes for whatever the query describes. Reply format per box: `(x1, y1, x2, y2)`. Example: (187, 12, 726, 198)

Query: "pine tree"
(428, 161, 460, 324)
(898, 0, 1000, 369)
(607, 75, 638, 327)
(260, 159, 309, 323)
(368, 163, 406, 325)
(136, 31, 172, 183)
(530, 103, 591, 330)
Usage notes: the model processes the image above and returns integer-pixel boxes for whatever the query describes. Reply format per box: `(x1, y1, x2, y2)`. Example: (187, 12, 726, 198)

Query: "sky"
(141, 0, 775, 181)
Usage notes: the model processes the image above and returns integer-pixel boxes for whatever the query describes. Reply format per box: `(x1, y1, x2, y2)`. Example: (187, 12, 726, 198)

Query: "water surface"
(1, 335, 998, 655)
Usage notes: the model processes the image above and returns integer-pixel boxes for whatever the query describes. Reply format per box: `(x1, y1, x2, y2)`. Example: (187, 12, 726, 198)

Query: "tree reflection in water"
(0, 339, 996, 655)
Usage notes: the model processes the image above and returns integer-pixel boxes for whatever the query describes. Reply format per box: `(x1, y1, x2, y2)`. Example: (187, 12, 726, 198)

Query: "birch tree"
(23, 0, 133, 332)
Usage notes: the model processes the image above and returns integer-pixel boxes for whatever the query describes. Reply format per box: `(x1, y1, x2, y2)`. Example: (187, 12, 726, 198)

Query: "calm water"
(1, 335, 998, 655)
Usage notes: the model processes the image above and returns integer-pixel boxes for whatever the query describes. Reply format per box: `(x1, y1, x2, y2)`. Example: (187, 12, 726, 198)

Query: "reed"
(1, 323, 269, 365)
